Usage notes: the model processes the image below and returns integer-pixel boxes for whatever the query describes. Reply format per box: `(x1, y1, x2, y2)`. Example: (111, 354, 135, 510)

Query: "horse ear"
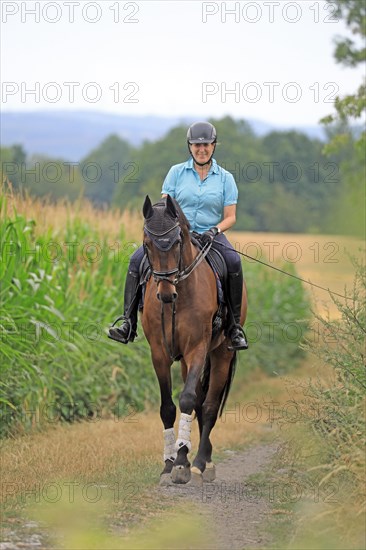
(166, 194, 177, 218)
(143, 195, 153, 219)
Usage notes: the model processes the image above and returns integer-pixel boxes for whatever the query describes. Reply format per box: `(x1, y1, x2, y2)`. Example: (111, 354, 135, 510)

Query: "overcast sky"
(1, 0, 364, 126)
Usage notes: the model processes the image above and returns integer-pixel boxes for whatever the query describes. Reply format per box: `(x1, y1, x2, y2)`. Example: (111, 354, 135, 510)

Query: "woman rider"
(109, 121, 248, 351)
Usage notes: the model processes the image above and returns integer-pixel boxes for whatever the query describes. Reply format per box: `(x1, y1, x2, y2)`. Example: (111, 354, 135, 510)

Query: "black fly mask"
(143, 196, 181, 251)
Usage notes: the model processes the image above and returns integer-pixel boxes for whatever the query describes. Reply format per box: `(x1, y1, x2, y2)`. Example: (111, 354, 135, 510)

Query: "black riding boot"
(227, 270, 249, 351)
(108, 270, 140, 344)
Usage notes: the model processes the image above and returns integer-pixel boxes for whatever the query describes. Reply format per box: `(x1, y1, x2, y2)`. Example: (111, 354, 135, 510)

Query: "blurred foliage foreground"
(0, 189, 310, 437)
(270, 258, 366, 549)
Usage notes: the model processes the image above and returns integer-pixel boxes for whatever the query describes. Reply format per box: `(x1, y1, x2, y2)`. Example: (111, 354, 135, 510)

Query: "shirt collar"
(185, 157, 219, 174)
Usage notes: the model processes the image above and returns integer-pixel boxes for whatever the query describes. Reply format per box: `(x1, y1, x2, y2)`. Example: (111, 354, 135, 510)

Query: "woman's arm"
(217, 204, 236, 233)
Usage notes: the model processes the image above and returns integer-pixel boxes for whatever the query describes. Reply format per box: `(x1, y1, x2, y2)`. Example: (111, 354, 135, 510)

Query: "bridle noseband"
(144, 220, 212, 288)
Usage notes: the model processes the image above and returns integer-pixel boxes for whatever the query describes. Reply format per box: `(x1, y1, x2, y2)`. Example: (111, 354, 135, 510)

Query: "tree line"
(1, 115, 363, 236)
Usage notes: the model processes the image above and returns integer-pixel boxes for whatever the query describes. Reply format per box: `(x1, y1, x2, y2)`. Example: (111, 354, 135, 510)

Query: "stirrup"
(108, 316, 135, 344)
(227, 325, 248, 351)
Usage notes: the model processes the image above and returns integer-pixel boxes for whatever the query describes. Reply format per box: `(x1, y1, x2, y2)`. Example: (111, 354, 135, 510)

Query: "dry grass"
(4, 187, 144, 241)
(0, 412, 267, 504)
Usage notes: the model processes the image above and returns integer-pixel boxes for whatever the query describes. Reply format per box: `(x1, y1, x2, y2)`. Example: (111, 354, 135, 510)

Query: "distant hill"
(1, 110, 326, 161)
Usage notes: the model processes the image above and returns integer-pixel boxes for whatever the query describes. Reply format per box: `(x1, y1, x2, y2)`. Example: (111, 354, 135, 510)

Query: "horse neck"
(181, 232, 196, 267)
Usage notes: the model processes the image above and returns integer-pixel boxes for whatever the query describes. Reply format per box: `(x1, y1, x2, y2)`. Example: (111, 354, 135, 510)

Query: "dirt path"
(1, 442, 278, 550)
(156, 443, 278, 550)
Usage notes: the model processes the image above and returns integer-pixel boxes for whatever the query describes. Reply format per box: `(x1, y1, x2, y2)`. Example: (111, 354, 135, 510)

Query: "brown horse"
(141, 195, 247, 485)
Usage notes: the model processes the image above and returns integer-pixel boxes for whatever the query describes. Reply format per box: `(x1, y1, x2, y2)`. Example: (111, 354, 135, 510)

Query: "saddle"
(190, 234, 227, 297)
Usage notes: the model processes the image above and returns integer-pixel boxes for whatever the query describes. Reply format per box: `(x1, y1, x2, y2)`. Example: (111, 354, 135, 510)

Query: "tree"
(81, 135, 133, 206)
(113, 124, 189, 209)
(1, 145, 27, 191)
(321, 0, 366, 237)
(25, 154, 84, 202)
(321, 0, 366, 152)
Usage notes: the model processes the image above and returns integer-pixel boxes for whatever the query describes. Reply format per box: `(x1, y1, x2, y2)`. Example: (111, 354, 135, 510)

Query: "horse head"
(143, 195, 187, 303)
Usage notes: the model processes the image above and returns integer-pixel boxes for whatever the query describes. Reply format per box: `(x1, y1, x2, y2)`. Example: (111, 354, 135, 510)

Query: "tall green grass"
(243, 260, 310, 375)
(0, 192, 310, 436)
(0, 193, 159, 436)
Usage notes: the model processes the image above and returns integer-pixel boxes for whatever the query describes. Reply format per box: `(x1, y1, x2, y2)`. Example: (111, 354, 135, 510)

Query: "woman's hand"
(200, 227, 220, 246)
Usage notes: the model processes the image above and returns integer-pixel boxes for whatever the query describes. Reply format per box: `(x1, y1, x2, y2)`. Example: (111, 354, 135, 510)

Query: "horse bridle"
(144, 222, 212, 288)
(143, 222, 182, 288)
(144, 219, 213, 360)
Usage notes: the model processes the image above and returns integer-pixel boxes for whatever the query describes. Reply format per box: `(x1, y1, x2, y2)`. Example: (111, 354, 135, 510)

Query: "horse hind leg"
(191, 377, 215, 484)
(202, 461, 216, 482)
(192, 348, 236, 484)
(191, 460, 216, 484)
(194, 375, 207, 438)
(190, 404, 217, 487)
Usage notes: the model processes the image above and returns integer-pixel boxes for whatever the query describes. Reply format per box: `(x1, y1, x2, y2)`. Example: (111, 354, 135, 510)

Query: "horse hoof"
(189, 467, 203, 487)
(171, 465, 191, 484)
(159, 473, 172, 486)
(203, 462, 216, 482)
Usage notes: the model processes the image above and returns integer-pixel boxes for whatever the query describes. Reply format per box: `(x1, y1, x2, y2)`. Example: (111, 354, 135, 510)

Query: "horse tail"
(218, 352, 237, 417)
(200, 355, 211, 398)
(200, 352, 237, 418)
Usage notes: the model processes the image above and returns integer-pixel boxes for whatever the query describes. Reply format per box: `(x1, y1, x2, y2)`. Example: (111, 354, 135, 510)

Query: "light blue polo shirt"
(161, 158, 238, 233)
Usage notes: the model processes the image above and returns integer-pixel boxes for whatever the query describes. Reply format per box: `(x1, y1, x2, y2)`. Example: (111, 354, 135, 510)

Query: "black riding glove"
(200, 227, 219, 247)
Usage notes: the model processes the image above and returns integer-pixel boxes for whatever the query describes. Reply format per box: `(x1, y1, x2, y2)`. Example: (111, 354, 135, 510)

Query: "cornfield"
(0, 187, 310, 436)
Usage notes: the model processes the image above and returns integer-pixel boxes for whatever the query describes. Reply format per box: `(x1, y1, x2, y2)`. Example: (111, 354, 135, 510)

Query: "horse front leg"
(153, 360, 177, 484)
(171, 358, 204, 485)
(192, 379, 216, 484)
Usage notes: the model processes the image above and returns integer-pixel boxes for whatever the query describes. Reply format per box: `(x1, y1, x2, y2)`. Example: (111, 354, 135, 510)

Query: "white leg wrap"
(175, 412, 193, 452)
(163, 428, 177, 462)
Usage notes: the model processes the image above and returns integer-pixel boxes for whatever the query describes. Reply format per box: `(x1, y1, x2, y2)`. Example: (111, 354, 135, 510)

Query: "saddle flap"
(191, 234, 227, 299)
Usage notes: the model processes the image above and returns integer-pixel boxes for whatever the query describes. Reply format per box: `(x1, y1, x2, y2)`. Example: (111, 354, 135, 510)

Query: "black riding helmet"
(187, 121, 217, 166)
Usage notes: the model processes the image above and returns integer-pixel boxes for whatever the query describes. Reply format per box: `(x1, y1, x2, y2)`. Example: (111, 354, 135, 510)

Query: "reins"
(160, 300, 177, 361)
(175, 241, 212, 283)
(156, 241, 214, 361)
(215, 240, 352, 301)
